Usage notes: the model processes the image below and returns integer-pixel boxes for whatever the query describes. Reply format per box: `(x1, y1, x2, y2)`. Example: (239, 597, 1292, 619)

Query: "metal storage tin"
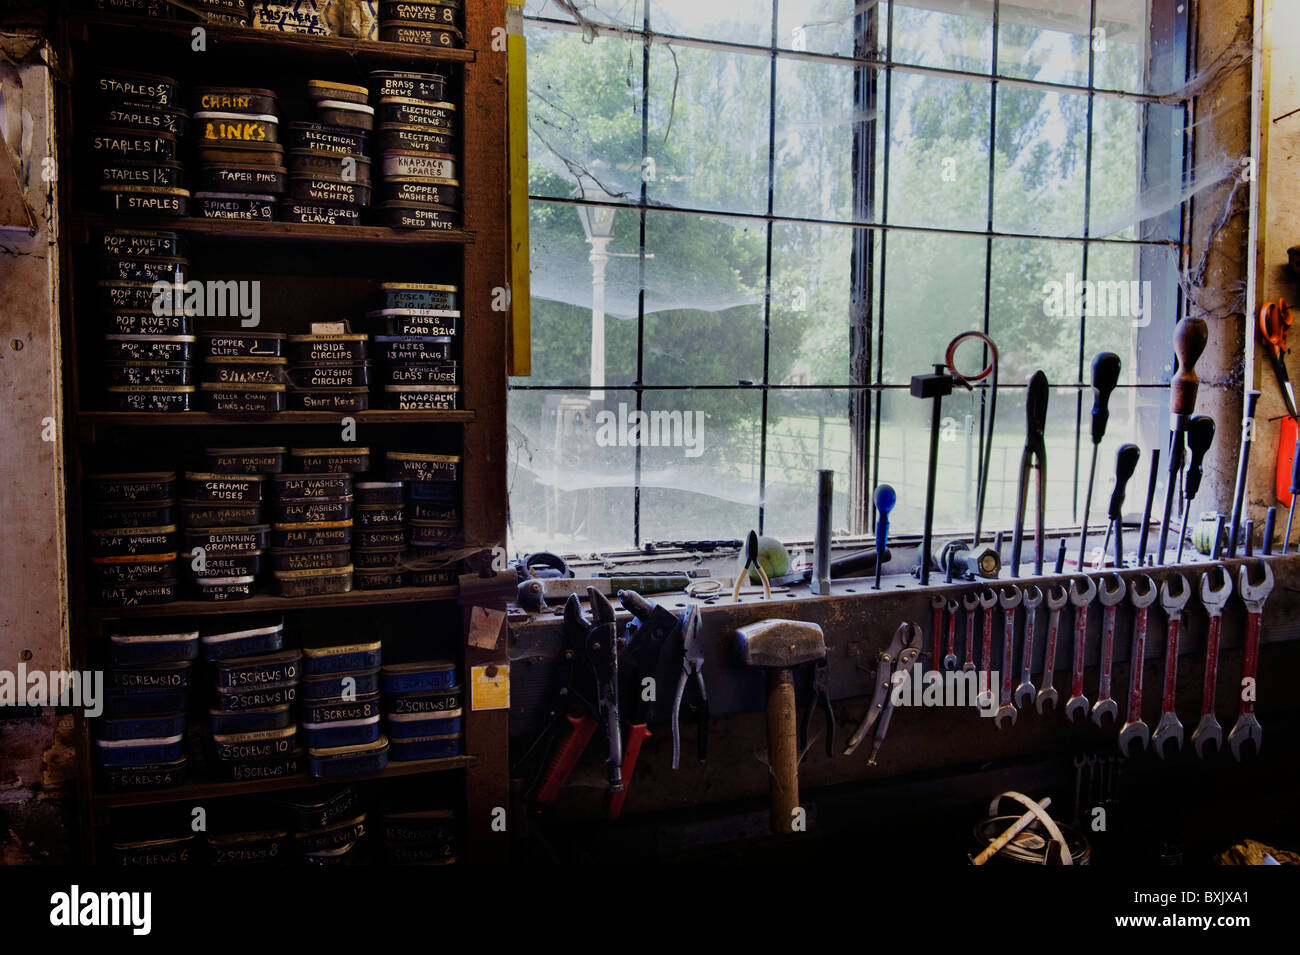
(102, 102, 189, 137)
(106, 362, 192, 387)
(381, 660, 455, 694)
(194, 191, 276, 221)
(204, 446, 286, 474)
(385, 842, 455, 865)
(408, 501, 458, 522)
(368, 70, 447, 103)
(91, 127, 179, 161)
(288, 387, 369, 412)
(271, 520, 352, 548)
(100, 229, 186, 259)
(208, 829, 292, 864)
(271, 473, 352, 499)
(106, 334, 194, 363)
(354, 567, 406, 590)
(353, 526, 406, 548)
(382, 806, 455, 842)
(388, 732, 461, 761)
(286, 334, 368, 363)
(209, 703, 293, 735)
(179, 501, 263, 527)
(385, 708, 462, 738)
(183, 524, 269, 555)
(201, 329, 285, 358)
(101, 755, 187, 791)
(269, 544, 351, 572)
(87, 500, 175, 530)
(386, 451, 459, 482)
(379, 1, 459, 25)
(98, 159, 185, 189)
(100, 185, 189, 216)
(95, 0, 175, 19)
(187, 551, 263, 577)
(200, 382, 286, 414)
(184, 472, 264, 503)
(408, 520, 459, 545)
(289, 447, 370, 473)
(294, 812, 367, 854)
(109, 660, 192, 692)
(289, 175, 370, 206)
(287, 122, 368, 156)
(98, 711, 186, 742)
(380, 150, 456, 181)
(379, 22, 463, 48)
(379, 200, 460, 231)
(376, 120, 453, 153)
(382, 361, 458, 386)
(315, 100, 375, 131)
(96, 579, 178, 606)
(106, 383, 194, 413)
(214, 649, 302, 689)
(96, 70, 179, 108)
(195, 111, 280, 145)
(404, 480, 458, 502)
(385, 384, 459, 410)
(289, 149, 371, 183)
(303, 715, 380, 749)
(273, 496, 352, 525)
(214, 679, 297, 711)
(216, 751, 303, 783)
(281, 202, 361, 226)
(100, 278, 179, 311)
(307, 736, 388, 778)
(193, 87, 279, 115)
(193, 575, 257, 601)
(107, 629, 197, 669)
(198, 163, 288, 195)
(92, 553, 179, 585)
(350, 548, 405, 571)
(274, 564, 354, 598)
(355, 481, 404, 506)
(196, 142, 285, 167)
(284, 786, 359, 831)
(301, 691, 381, 725)
(99, 254, 186, 283)
(106, 309, 192, 336)
(302, 667, 379, 701)
(204, 356, 288, 384)
(90, 524, 178, 557)
(381, 177, 458, 207)
(372, 336, 451, 362)
(380, 281, 457, 311)
(287, 362, 371, 388)
(307, 80, 370, 104)
(376, 99, 455, 130)
(407, 542, 455, 566)
(200, 619, 284, 660)
(367, 307, 459, 338)
(355, 503, 403, 527)
(103, 686, 188, 718)
(211, 725, 299, 761)
(386, 684, 461, 715)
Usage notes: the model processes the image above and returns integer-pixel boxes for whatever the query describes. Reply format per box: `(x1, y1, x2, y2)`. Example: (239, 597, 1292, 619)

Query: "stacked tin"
(351, 479, 406, 590)
(382, 805, 456, 864)
(97, 626, 196, 790)
(85, 472, 180, 607)
(371, 282, 460, 410)
(181, 464, 270, 601)
(192, 86, 286, 221)
(381, 659, 461, 761)
(203, 615, 304, 781)
(270, 469, 356, 597)
(193, 0, 251, 25)
(94, 0, 175, 19)
(93, 69, 190, 218)
(285, 786, 367, 863)
(198, 329, 288, 415)
(286, 329, 371, 411)
(283, 81, 373, 226)
(370, 69, 459, 231)
(387, 452, 461, 589)
(379, 0, 464, 49)
(302, 640, 388, 778)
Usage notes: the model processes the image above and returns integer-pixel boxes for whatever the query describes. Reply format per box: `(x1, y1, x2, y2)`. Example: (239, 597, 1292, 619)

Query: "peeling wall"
(0, 713, 76, 865)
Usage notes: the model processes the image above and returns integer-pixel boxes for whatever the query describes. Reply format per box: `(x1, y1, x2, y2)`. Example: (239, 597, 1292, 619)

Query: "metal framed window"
(508, 1, 1190, 554)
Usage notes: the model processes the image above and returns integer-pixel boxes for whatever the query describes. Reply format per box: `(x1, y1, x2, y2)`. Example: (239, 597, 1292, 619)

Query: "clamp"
(842, 622, 922, 765)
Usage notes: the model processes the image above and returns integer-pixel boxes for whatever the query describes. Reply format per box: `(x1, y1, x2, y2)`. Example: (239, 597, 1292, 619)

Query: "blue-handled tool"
(873, 484, 896, 591)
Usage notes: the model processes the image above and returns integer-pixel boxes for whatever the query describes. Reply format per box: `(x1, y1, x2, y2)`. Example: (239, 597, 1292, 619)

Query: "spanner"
(1036, 583, 1069, 714)
(995, 585, 1023, 729)
(977, 587, 998, 709)
(1089, 574, 1127, 729)
(930, 595, 946, 673)
(1064, 576, 1098, 721)
(961, 592, 979, 672)
(1228, 562, 1273, 760)
(944, 598, 959, 670)
(1117, 575, 1157, 757)
(1191, 566, 1233, 759)
(1014, 584, 1043, 709)
(1152, 574, 1190, 759)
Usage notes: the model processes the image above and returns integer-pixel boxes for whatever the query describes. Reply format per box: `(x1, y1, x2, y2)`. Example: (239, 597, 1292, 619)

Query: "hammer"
(734, 619, 827, 834)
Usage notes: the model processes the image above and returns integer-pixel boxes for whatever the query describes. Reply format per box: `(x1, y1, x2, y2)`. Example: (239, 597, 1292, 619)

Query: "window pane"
(524, 0, 643, 28)
(891, 0, 995, 74)
(1084, 240, 1177, 387)
(996, 1, 1091, 87)
(886, 75, 990, 231)
(987, 237, 1083, 385)
(507, 389, 638, 552)
(993, 87, 1087, 237)
(764, 389, 853, 540)
(1089, 94, 1140, 240)
(652, 0, 772, 46)
(1095, 0, 1150, 93)
(776, 0, 863, 58)
(646, 43, 771, 215)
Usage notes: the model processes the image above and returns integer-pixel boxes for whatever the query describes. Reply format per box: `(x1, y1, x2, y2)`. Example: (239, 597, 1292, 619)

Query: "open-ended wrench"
(944, 598, 959, 670)
(931, 595, 945, 672)
(1117, 575, 1157, 757)
(977, 587, 998, 709)
(995, 586, 1023, 729)
(1064, 576, 1098, 721)
(1015, 585, 1043, 709)
(1228, 562, 1274, 760)
(1090, 574, 1127, 729)
(1036, 583, 1069, 714)
(1153, 574, 1190, 759)
(1191, 567, 1233, 759)
(962, 592, 979, 671)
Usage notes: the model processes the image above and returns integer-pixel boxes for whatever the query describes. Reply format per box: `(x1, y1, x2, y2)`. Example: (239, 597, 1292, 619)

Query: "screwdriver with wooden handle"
(1099, 444, 1141, 568)
(1157, 318, 1210, 563)
(1175, 415, 1215, 562)
(1076, 353, 1122, 569)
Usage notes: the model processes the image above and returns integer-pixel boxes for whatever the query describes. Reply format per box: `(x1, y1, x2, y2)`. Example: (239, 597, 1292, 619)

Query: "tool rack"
(55, 5, 510, 863)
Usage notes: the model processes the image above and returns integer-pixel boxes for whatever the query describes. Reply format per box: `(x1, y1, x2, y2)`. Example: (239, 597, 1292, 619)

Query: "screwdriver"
(1175, 415, 1216, 563)
(1099, 444, 1141, 568)
(1136, 448, 1160, 563)
(873, 484, 896, 590)
(1076, 353, 1122, 570)
(1157, 319, 1210, 563)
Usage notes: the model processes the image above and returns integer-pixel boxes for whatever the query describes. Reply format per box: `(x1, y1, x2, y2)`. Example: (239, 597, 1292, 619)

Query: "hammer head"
(735, 619, 826, 669)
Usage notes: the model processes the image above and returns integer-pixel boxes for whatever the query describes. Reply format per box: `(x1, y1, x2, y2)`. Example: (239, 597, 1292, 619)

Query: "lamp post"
(574, 188, 616, 402)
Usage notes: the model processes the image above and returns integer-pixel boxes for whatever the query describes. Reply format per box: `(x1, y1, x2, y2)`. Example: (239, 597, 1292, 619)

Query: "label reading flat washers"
(470, 664, 509, 711)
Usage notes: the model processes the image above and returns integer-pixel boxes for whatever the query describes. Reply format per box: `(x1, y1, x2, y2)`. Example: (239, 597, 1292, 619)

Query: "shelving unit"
(56, 2, 510, 863)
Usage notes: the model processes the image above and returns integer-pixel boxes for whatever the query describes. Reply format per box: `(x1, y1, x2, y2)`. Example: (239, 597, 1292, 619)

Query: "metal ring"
(945, 331, 998, 388)
(686, 579, 723, 598)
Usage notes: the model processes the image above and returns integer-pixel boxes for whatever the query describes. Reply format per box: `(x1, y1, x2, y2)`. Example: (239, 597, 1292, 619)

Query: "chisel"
(1175, 415, 1216, 563)
(1157, 318, 1209, 563)
(1136, 448, 1160, 564)
(1099, 444, 1140, 568)
(1076, 353, 1122, 570)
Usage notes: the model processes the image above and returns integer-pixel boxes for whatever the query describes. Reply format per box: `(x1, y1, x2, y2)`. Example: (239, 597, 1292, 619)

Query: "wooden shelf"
(93, 756, 478, 809)
(73, 13, 477, 65)
(74, 213, 475, 247)
(88, 585, 460, 620)
(79, 410, 475, 426)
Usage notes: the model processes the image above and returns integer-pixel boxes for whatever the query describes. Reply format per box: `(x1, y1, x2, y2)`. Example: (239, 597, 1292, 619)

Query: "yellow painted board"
(506, 5, 531, 376)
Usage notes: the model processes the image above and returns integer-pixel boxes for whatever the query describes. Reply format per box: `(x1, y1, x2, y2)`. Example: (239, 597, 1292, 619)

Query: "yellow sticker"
(470, 664, 510, 711)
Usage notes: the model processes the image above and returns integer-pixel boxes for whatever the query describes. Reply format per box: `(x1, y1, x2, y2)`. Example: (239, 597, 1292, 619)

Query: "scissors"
(1259, 299, 1297, 419)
